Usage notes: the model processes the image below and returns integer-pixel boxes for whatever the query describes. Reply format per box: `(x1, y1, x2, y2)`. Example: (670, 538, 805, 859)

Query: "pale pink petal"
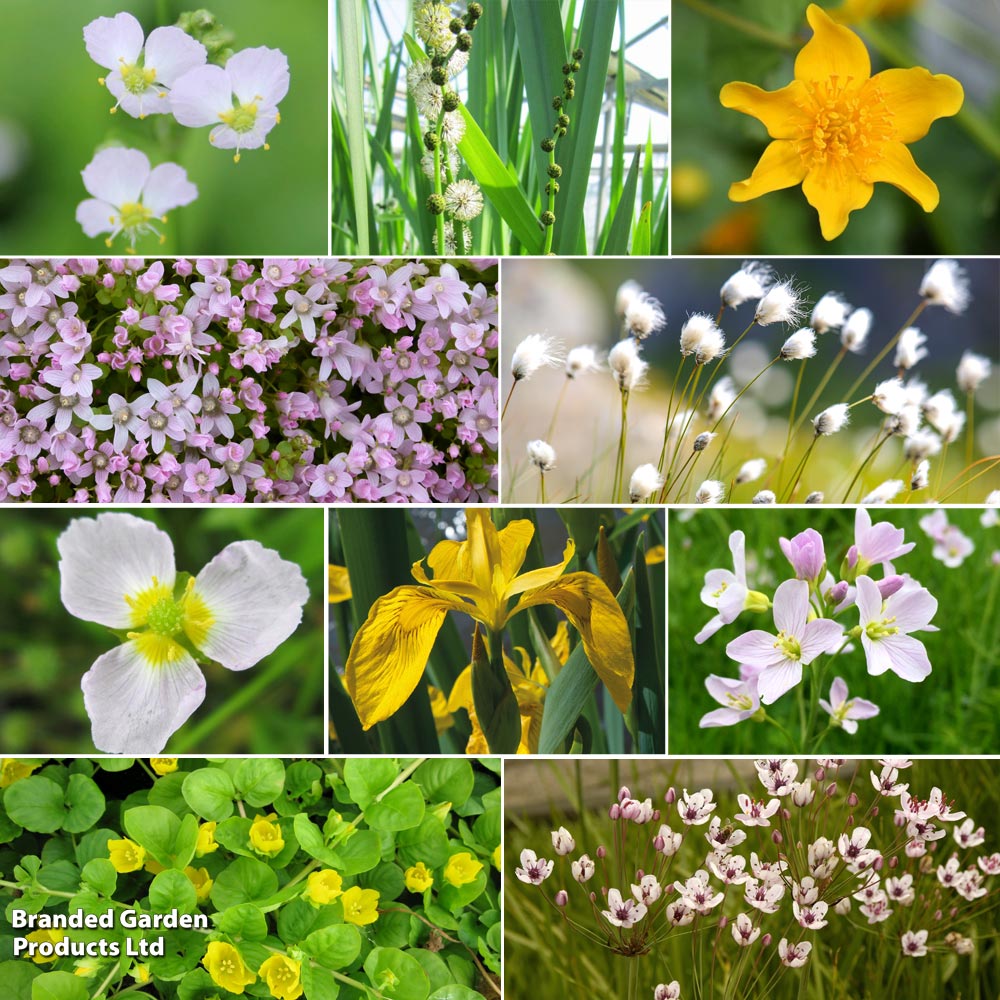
(76, 199, 117, 238)
(701, 569, 735, 606)
(81, 641, 205, 754)
(799, 619, 845, 663)
(861, 634, 893, 676)
(225, 46, 290, 106)
(847, 697, 880, 720)
(705, 675, 747, 705)
(884, 586, 937, 633)
(169, 64, 234, 126)
(83, 12, 144, 68)
(772, 579, 808, 637)
(727, 630, 786, 670)
(141, 163, 198, 215)
(757, 660, 803, 705)
(855, 575, 883, 625)
(717, 583, 748, 624)
(699, 707, 743, 728)
(81, 148, 150, 206)
(829, 676, 849, 708)
(729, 530, 747, 584)
(878, 634, 932, 682)
(818, 697, 834, 716)
(143, 26, 207, 84)
(695, 613, 725, 644)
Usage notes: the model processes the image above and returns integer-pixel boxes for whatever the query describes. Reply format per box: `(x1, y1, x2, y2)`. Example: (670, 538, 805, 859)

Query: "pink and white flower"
(699, 674, 760, 728)
(653, 983, 680, 1000)
(855, 576, 937, 683)
(818, 676, 879, 734)
(695, 530, 751, 643)
(778, 939, 812, 967)
(514, 849, 553, 885)
(847, 508, 915, 574)
(602, 887, 647, 928)
(677, 788, 716, 826)
(571, 855, 595, 882)
(551, 827, 575, 856)
(731, 912, 760, 947)
(901, 929, 929, 958)
(734, 794, 780, 827)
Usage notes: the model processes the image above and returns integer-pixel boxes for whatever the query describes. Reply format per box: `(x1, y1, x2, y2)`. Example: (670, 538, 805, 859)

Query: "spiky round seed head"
(456, 32, 472, 51)
(557, 127, 567, 137)
(540, 137, 555, 152)
(562, 62, 572, 75)
(441, 91, 460, 112)
(573, 47, 584, 60)
(423, 131, 440, 151)
(431, 54, 447, 67)
(467, 2, 483, 20)
(552, 96, 563, 110)
(541, 211, 555, 226)
(547, 163, 562, 178)
(450, 17, 464, 33)
(430, 66, 448, 85)
(545, 181, 560, 195)
(571, 60, 580, 72)
(557, 113, 570, 128)
(426, 194, 446, 215)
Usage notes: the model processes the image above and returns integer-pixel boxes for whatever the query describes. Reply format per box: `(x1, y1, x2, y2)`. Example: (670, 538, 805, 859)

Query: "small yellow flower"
(259, 954, 304, 1000)
(0, 758, 41, 788)
(341, 885, 380, 925)
(492, 845, 501, 870)
(74, 958, 102, 978)
(720, 4, 963, 240)
(131, 963, 152, 984)
(304, 869, 344, 905)
(443, 852, 483, 887)
(108, 838, 146, 873)
(329, 564, 352, 603)
(185, 866, 214, 902)
(27, 929, 64, 964)
(249, 814, 285, 856)
(150, 757, 178, 775)
(196, 821, 219, 857)
(202, 941, 256, 994)
(404, 862, 435, 892)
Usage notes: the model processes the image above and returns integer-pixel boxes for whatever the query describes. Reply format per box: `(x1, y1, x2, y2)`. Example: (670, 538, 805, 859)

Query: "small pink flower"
(856, 576, 937, 683)
(699, 674, 760, 728)
(818, 677, 879, 734)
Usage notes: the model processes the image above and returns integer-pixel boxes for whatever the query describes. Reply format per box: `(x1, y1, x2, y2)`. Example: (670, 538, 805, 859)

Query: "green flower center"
(865, 616, 899, 640)
(118, 201, 154, 231)
(725, 693, 753, 711)
(220, 102, 259, 134)
(121, 62, 157, 95)
(773, 630, 802, 660)
(146, 596, 185, 636)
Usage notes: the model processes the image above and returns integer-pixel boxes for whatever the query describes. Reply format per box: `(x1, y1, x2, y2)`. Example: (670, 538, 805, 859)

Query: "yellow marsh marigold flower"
(346, 509, 634, 729)
(720, 4, 963, 240)
(0, 758, 41, 787)
(150, 757, 178, 775)
(26, 929, 64, 964)
(304, 869, 344, 905)
(196, 820, 219, 857)
(444, 852, 483, 887)
(202, 941, 256, 993)
(249, 813, 285, 856)
(108, 838, 146, 873)
(328, 564, 352, 603)
(259, 954, 304, 1000)
(185, 866, 214, 902)
(341, 885, 380, 925)
(404, 862, 435, 892)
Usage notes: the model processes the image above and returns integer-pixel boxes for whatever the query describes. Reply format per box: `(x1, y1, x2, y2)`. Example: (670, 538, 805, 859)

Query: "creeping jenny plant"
(0, 756, 500, 1000)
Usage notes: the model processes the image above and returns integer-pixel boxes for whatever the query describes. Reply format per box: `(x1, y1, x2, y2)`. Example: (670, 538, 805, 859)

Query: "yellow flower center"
(865, 615, 899, 640)
(773, 630, 802, 660)
(797, 78, 893, 174)
(117, 201, 155, 231)
(725, 692, 754, 711)
(125, 577, 215, 665)
(120, 62, 157, 95)
(220, 102, 259, 134)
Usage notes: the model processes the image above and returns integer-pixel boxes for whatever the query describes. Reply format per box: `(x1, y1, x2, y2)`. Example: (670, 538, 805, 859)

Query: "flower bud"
(761, 934, 772, 948)
(772, 830, 783, 844)
(653, 835, 665, 851)
(847, 792, 859, 806)
(609, 804, 620, 820)
(555, 890, 568, 907)
(825, 782, 837, 798)
(665, 787, 676, 804)
(596, 846, 606, 859)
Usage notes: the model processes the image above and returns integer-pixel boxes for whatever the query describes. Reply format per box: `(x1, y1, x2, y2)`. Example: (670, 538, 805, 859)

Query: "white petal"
(143, 26, 206, 85)
(142, 163, 198, 215)
(81, 148, 150, 206)
(192, 541, 309, 670)
(58, 513, 175, 628)
(225, 46, 290, 106)
(757, 660, 803, 705)
(76, 198, 117, 237)
(169, 64, 234, 126)
(83, 12, 144, 69)
(82, 640, 205, 754)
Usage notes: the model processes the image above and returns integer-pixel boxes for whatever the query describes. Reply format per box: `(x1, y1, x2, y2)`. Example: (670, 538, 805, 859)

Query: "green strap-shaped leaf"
(632, 201, 653, 257)
(632, 533, 664, 752)
(603, 149, 641, 254)
(336, 0, 371, 253)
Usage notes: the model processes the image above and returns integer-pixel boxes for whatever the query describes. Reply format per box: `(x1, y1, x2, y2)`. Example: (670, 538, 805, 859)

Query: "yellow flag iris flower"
(345, 509, 634, 730)
(720, 4, 963, 240)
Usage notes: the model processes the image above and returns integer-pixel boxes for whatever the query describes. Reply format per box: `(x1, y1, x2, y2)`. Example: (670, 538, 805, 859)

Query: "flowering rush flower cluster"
(0, 257, 498, 502)
(514, 760, 997, 999)
(695, 510, 941, 749)
(78, 11, 290, 247)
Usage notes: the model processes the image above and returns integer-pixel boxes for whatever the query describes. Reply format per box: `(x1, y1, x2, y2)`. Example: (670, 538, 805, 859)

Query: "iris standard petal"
(866, 142, 939, 212)
(510, 573, 634, 713)
(728, 140, 808, 203)
(504, 539, 576, 600)
(795, 5, 871, 85)
(346, 586, 470, 728)
(869, 68, 964, 143)
(191, 541, 309, 671)
(719, 81, 809, 139)
(802, 163, 874, 241)
(58, 513, 175, 629)
(81, 639, 205, 754)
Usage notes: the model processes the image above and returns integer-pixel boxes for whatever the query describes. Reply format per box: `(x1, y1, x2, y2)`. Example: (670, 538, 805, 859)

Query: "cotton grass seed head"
(911, 460, 930, 491)
(680, 313, 723, 360)
(862, 480, 904, 505)
(615, 280, 643, 317)
(526, 439, 556, 472)
(872, 377, 906, 415)
(920, 259, 970, 314)
(693, 431, 716, 452)
(840, 308, 872, 354)
(623, 292, 666, 341)
(813, 403, 849, 436)
(893, 327, 927, 371)
(754, 279, 804, 327)
(565, 345, 602, 379)
(608, 338, 648, 392)
(780, 328, 817, 361)
(695, 479, 725, 504)
(510, 333, 562, 381)
(805, 491, 824, 504)
(629, 463, 664, 502)
(720, 261, 774, 308)
(956, 351, 991, 393)
(736, 458, 766, 484)
(707, 377, 736, 422)
(752, 490, 777, 504)
(904, 429, 942, 461)
(810, 292, 851, 334)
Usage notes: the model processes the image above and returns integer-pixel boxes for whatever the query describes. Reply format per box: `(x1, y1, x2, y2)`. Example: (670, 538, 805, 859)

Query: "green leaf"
(301, 924, 362, 969)
(234, 759, 285, 809)
(0, 960, 41, 1000)
(365, 783, 426, 832)
(149, 869, 198, 914)
(337, 830, 381, 875)
(397, 815, 451, 869)
(292, 814, 342, 867)
(123, 805, 181, 868)
(603, 149, 641, 254)
(30, 972, 89, 1000)
(4, 777, 65, 833)
(80, 858, 117, 897)
(61, 774, 105, 834)
(210, 857, 279, 910)
(336, 0, 370, 252)
(300, 963, 341, 1000)
(96, 758, 134, 772)
(414, 759, 474, 808)
(632, 202, 653, 256)
(364, 947, 431, 1000)
(343, 759, 399, 808)
(182, 767, 236, 822)
(216, 903, 268, 942)
(428, 987, 486, 1000)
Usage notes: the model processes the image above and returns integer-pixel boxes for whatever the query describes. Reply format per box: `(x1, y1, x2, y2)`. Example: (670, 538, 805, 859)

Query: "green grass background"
(668, 507, 1000, 754)
(0, 507, 326, 754)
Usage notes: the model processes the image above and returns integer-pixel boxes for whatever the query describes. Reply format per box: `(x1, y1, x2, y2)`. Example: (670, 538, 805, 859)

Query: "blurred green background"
(671, 0, 1000, 253)
(0, 0, 328, 254)
(668, 507, 1000, 755)
(0, 507, 325, 754)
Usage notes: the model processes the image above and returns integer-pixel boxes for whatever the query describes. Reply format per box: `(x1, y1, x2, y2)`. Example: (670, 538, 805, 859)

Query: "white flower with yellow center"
(170, 47, 290, 162)
(59, 514, 309, 754)
(84, 12, 207, 119)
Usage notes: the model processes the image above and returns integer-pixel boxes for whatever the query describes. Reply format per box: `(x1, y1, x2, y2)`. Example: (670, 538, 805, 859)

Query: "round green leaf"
(4, 776, 65, 833)
(182, 767, 236, 822)
(80, 858, 117, 897)
(0, 959, 41, 1000)
(336, 830, 381, 874)
(30, 971, 89, 1000)
(210, 857, 279, 910)
(217, 903, 268, 942)
(428, 988, 486, 1000)
(397, 816, 450, 868)
(149, 868, 198, 914)
(364, 947, 430, 1000)
(344, 759, 399, 807)
(96, 758, 135, 772)
(235, 758, 286, 808)
(61, 774, 106, 834)
(123, 805, 181, 867)
(414, 760, 475, 808)
(365, 783, 425, 832)
(301, 924, 362, 969)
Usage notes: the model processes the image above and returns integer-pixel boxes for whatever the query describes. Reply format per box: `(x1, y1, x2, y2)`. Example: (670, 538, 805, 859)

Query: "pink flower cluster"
(0, 257, 499, 502)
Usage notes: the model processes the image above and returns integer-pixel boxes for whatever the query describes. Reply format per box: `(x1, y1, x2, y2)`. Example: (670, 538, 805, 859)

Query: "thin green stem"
(780, 434, 819, 503)
(543, 145, 557, 254)
(840, 431, 892, 503)
(965, 390, 975, 470)
(539, 470, 547, 504)
(612, 389, 630, 503)
(710, 355, 780, 435)
(92, 961, 122, 1000)
(545, 377, 569, 441)
(658, 354, 690, 473)
(677, 0, 798, 49)
(501, 379, 517, 421)
(433, 108, 446, 251)
(790, 344, 847, 439)
(938, 455, 1000, 502)
(843, 300, 927, 403)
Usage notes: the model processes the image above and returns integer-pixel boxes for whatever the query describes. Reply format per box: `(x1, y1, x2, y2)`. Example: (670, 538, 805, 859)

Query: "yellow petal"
(345, 586, 465, 728)
(720, 81, 809, 139)
(796, 5, 871, 85)
(510, 572, 634, 713)
(447, 664, 474, 713)
(328, 565, 352, 603)
(728, 140, 807, 203)
(802, 163, 874, 240)
(504, 539, 576, 599)
(869, 68, 964, 143)
(867, 141, 939, 212)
